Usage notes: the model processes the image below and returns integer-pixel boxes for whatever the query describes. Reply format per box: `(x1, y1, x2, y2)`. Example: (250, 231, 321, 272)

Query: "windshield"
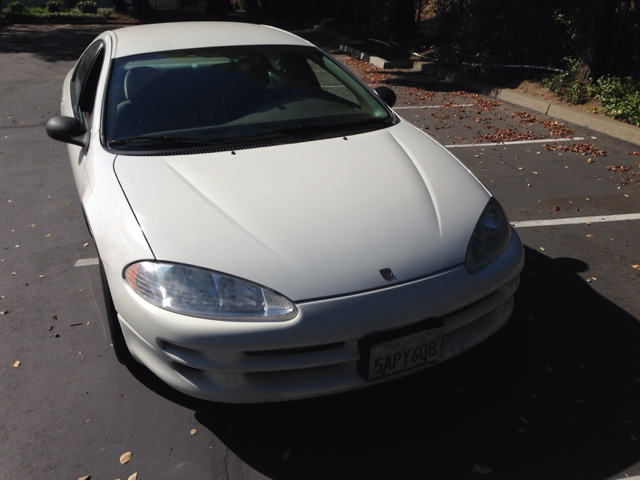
(104, 45, 395, 152)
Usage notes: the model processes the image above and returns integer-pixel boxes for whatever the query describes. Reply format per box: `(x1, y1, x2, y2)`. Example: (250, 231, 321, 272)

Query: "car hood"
(114, 122, 489, 301)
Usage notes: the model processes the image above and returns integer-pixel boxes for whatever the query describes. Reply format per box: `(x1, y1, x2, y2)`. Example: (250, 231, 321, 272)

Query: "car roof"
(109, 22, 314, 59)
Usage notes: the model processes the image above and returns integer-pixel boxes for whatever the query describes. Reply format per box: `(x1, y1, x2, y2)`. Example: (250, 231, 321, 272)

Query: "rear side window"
(71, 41, 104, 122)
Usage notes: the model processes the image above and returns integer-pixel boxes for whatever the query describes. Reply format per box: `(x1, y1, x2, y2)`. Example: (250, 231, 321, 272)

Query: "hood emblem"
(379, 268, 396, 282)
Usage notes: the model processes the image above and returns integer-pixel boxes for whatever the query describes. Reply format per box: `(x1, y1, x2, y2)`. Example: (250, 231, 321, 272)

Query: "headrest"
(124, 66, 161, 101)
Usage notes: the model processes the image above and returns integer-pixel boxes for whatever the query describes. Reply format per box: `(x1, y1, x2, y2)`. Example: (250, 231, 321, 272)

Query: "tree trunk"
(131, 0, 151, 17)
(205, 0, 232, 14)
(576, 0, 617, 82)
(112, 0, 127, 12)
(388, 0, 416, 36)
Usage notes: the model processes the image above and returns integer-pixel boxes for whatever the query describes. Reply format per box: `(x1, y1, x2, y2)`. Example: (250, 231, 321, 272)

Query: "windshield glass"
(104, 45, 395, 151)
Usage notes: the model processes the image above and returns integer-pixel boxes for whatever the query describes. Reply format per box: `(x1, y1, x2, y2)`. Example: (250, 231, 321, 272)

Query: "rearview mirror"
(374, 86, 397, 108)
(45, 116, 88, 148)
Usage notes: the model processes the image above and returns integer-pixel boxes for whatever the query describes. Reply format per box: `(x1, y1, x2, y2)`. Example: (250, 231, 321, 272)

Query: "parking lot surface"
(1, 24, 640, 480)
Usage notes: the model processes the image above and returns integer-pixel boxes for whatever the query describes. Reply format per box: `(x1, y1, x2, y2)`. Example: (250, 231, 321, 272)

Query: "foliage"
(46, 0, 65, 12)
(595, 75, 640, 126)
(6, 1, 26, 13)
(543, 58, 596, 104)
(544, 64, 640, 126)
(4, 2, 110, 18)
(75, 0, 97, 13)
(430, 0, 576, 69)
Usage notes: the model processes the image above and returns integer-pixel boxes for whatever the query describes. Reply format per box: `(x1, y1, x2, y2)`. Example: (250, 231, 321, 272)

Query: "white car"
(46, 22, 524, 403)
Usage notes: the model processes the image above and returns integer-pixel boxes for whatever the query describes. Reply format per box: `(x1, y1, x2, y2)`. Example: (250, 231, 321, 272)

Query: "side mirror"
(45, 116, 88, 148)
(374, 86, 396, 108)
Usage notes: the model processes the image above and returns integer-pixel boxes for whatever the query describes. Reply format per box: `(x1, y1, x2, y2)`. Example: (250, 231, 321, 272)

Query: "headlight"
(465, 197, 511, 273)
(124, 261, 297, 320)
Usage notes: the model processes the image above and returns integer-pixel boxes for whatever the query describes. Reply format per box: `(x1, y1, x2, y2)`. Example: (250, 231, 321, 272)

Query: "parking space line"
(512, 213, 640, 228)
(75, 258, 99, 267)
(445, 137, 586, 148)
(394, 104, 474, 110)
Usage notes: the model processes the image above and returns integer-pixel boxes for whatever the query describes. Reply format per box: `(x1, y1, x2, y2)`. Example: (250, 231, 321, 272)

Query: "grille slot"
(245, 342, 345, 357)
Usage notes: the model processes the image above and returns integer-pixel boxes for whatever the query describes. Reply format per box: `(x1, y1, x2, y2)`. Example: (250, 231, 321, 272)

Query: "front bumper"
(107, 230, 524, 403)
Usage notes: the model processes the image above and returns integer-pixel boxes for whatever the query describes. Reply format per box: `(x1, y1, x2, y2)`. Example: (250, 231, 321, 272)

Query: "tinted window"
(72, 41, 104, 111)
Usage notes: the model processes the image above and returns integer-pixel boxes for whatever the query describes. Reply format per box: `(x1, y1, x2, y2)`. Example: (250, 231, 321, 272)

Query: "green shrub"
(595, 76, 640, 127)
(543, 58, 596, 104)
(75, 0, 97, 13)
(6, 1, 26, 13)
(46, 0, 65, 11)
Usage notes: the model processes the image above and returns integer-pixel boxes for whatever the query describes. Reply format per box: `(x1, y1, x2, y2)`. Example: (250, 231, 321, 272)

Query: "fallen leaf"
(472, 462, 493, 474)
(128, 473, 137, 480)
(29, 223, 35, 228)
(632, 265, 640, 270)
(586, 234, 594, 237)
(190, 428, 196, 436)
(45, 233, 51, 237)
(540, 247, 546, 251)
(0, 311, 7, 315)
(283, 447, 292, 461)
(13, 360, 20, 368)
(78, 476, 91, 480)
(552, 206, 560, 211)
(120, 451, 132, 465)
(83, 242, 89, 247)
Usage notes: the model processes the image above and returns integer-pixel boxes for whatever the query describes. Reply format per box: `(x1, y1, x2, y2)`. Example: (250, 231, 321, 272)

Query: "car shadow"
(127, 245, 640, 480)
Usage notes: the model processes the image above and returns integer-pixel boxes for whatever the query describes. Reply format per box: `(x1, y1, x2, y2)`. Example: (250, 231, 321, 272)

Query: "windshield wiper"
(246, 118, 391, 141)
(109, 135, 221, 147)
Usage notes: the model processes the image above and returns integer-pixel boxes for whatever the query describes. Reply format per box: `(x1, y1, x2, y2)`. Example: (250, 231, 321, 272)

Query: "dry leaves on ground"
(606, 164, 633, 173)
(543, 143, 607, 156)
(512, 111, 576, 136)
(538, 119, 576, 137)
(476, 127, 537, 142)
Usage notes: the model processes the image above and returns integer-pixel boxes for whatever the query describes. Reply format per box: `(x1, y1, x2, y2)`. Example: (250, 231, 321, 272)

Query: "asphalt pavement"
(1, 23, 640, 480)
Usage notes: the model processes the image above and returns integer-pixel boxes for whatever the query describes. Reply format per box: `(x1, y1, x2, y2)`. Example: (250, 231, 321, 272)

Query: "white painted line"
(512, 213, 640, 229)
(445, 136, 585, 148)
(75, 258, 99, 267)
(394, 104, 474, 110)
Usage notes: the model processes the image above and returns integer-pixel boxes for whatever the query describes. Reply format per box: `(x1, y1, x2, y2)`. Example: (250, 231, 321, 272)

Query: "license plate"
(367, 327, 443, 381)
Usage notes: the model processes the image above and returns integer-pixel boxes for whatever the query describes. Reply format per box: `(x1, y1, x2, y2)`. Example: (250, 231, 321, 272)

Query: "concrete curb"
(338, 42, 640, 147)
